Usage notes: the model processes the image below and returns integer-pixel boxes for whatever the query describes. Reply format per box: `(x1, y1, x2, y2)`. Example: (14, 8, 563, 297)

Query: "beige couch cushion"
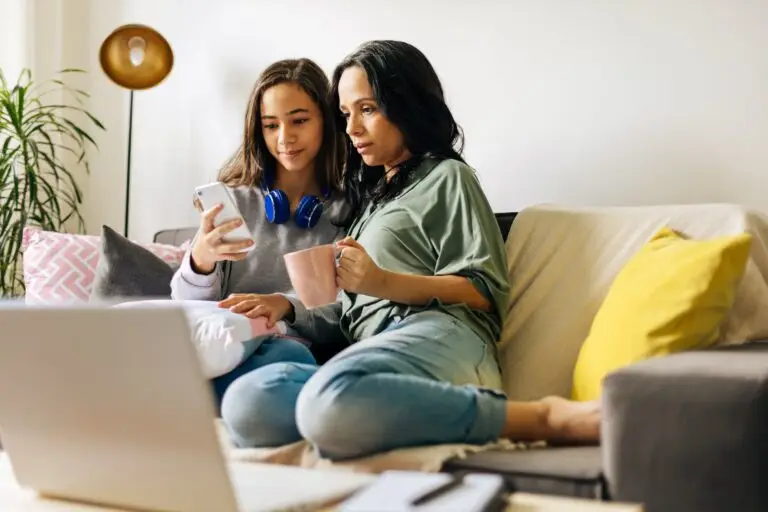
(498, 204, 768, 400)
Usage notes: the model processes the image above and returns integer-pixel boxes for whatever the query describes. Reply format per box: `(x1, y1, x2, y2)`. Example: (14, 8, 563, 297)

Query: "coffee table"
(0, 454, 642, 511)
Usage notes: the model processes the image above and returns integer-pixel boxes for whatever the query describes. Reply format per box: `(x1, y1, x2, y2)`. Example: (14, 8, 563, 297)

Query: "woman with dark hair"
(221, 41, 600, 458)
(170, 58, 347, 408)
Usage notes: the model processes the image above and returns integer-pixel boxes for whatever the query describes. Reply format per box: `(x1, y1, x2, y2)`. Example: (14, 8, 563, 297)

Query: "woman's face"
(260, 82, 323, 176)
(337, 66, 410, 172)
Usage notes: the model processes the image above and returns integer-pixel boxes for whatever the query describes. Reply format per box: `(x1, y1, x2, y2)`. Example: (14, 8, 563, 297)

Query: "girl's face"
(337, 66, 410, 172)
(260, 82, 323, 177)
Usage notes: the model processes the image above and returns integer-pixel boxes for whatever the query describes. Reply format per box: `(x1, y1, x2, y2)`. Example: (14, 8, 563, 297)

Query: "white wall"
(0, 0, 29, 82)
(2, 0, 104, 233)
(45, 0, 768, 241)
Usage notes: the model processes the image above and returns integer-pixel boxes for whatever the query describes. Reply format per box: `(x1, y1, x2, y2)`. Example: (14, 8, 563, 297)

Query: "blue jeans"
(211, 337, 316, 414)
(221, 311, 508, 459)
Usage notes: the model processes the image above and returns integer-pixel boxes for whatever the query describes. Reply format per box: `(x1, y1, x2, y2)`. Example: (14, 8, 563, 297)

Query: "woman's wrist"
(373, 268, 395, 298)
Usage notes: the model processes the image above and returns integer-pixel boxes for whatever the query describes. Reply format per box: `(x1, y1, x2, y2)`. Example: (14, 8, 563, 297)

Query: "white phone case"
(194, 182, 255, 252)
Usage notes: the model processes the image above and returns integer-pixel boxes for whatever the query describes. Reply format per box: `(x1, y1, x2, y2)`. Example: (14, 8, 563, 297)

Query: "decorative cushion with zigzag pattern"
(21, 227, 185, 304)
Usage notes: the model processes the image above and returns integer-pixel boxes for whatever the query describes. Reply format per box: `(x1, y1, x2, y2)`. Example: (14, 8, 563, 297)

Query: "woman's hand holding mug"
(335, 237, 388, 296)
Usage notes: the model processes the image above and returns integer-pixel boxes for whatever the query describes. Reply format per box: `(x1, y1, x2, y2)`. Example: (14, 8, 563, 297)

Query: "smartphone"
(194, 182, 255, 252)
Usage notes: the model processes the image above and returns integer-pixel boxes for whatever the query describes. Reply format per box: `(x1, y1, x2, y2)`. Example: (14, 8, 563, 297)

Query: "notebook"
(339, 470, 506, 511)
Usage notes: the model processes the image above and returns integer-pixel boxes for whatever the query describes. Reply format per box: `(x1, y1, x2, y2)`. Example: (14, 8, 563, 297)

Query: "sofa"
(154, 207, 768, 512)
(17, 205, 768, 512)
(441, 213, 768, 512)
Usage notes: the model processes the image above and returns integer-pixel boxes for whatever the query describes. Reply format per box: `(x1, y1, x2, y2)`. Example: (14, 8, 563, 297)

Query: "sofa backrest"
(153, 212, 520, 246)
(495, 212, 517, 241)
(154, 228, 198, 246)
(497, 203, 768, 400)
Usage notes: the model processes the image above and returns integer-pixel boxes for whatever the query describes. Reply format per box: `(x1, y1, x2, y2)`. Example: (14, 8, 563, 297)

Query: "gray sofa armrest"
(153, 227, 197, 246)
(602, 341, 768, 512)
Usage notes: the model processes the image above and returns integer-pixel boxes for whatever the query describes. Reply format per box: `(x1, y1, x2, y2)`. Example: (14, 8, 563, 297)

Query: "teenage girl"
(171, 58, 347, 405)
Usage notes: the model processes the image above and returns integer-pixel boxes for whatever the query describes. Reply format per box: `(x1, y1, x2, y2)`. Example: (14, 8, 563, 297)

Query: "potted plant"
(0, 68, 105, 297)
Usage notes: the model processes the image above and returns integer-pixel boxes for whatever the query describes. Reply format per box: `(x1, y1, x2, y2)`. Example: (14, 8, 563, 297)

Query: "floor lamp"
(99, 24, 173, 237)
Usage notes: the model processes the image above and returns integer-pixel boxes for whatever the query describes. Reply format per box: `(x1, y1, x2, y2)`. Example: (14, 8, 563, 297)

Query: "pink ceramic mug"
(283, 244, 338, 308)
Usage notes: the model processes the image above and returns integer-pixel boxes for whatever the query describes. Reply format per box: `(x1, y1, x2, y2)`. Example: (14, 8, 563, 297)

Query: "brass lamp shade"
(99, 24, 173, 90)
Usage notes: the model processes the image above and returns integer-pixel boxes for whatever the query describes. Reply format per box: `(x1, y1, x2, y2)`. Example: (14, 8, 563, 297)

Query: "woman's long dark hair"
(330, 40, 465, 227)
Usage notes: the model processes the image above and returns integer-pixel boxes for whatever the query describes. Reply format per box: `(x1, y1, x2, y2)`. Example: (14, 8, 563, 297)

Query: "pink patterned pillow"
(22, 227, 185, 304)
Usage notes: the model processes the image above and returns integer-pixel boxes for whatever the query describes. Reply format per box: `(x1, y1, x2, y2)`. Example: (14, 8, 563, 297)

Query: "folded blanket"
(216, 420, 536, 474)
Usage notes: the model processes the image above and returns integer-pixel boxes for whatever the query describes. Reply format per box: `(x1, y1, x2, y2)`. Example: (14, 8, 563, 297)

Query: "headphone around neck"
(262, 170, 330, 229)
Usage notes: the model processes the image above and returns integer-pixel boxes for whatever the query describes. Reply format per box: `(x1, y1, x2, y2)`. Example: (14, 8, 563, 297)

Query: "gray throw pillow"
(90, 225, 178, 301)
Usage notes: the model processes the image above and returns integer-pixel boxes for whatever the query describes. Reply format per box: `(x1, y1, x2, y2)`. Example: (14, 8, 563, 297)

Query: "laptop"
(0, 303, 371, 511)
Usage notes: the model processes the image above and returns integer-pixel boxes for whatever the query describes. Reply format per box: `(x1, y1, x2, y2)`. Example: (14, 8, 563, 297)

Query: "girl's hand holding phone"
(190, 204, 255, 274)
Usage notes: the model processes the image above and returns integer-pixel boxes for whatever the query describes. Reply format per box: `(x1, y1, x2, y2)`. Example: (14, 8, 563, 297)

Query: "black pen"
(410, 473, 464, 506)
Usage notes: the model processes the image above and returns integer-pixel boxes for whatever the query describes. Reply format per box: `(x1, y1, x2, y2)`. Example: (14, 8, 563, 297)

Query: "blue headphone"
(262, 171, 330, 229)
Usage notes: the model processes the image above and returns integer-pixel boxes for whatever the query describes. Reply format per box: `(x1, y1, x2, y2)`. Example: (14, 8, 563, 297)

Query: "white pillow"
(115, 299, 288, 378)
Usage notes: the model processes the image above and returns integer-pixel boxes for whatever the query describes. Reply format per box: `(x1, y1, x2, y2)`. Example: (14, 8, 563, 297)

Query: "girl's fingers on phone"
(212, 218, 244, 238)
(200, 204, 223, 233)
(237, 239, 255, 249)
(203, 229, 222, 246)
(217, 240, 253, 254)
(204, 220, 240, 246)
(215, 237, 254, 252)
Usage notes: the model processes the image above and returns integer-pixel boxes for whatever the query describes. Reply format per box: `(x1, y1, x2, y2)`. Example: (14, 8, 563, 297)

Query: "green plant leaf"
(0, 67, 102, 296)
(61, 118, 98, 147)
(16, 68, 31, 87)
(23, 104, 105, 131)
(1, 98, 21, 134)
(16, 86, 25, 124)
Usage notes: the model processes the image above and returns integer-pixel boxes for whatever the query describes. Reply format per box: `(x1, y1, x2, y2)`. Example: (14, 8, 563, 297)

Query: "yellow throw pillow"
(571, 227, 752, 402)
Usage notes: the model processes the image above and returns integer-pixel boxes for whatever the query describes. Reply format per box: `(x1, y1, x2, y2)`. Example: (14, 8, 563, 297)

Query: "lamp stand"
(124, 89, 134, 238)
(99, 24, 173, 239)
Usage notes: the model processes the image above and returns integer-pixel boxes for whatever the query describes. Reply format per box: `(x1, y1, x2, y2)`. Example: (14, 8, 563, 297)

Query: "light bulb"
(128, 36, 146, 67)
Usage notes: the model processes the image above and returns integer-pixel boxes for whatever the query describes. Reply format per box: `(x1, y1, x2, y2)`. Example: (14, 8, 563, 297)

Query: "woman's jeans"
(220, 311, 508, 460)
(210, 337, 316, 413)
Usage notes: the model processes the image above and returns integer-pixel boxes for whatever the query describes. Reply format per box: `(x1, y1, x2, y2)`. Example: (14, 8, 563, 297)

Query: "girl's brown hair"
(217, 58, 344, 193)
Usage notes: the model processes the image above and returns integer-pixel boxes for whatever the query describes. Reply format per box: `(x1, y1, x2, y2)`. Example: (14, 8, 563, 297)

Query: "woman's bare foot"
(501, 396, 601, 444)
(540, 396, 601, 444)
